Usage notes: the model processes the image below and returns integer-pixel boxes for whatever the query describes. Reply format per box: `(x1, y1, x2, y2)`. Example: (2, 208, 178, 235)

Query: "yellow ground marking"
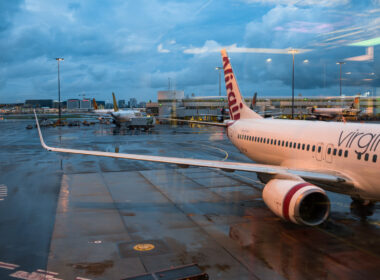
(133, 243, 155, 251)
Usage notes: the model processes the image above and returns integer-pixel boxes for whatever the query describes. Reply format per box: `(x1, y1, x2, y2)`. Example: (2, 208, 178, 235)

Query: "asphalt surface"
(0, 119, 379, 279)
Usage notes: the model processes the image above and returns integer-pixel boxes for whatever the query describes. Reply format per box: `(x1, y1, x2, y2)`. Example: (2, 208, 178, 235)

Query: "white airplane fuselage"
(228, 118, 380, 200)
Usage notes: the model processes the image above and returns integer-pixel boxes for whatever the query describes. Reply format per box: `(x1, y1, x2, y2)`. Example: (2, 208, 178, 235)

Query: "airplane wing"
(34, 112, 353, 187)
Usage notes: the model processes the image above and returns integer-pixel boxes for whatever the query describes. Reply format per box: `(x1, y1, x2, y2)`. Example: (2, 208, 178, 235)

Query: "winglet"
(34, 110, 51, 151)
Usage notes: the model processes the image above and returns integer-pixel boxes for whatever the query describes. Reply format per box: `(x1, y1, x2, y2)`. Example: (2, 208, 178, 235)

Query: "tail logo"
(223, 56, 242, 120)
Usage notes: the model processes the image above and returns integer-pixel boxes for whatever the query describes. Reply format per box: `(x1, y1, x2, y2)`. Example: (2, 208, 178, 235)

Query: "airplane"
(307, 97, 361, 120)
(92, 98, 114, 115)
(109, 92, 144, 126)
(250, 92, 282, 118)
(35, 49, 380, 226)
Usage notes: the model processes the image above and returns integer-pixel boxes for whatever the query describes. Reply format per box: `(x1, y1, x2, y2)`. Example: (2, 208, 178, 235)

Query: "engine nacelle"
(262, 179, 330, 226)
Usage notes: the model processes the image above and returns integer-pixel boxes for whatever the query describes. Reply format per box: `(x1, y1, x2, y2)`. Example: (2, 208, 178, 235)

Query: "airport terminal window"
(365, 153, 369, 161)
(373, 155, 377, 163)
(328, 148, 331, 154)
(344, 150, 348, 157)
(338, 149, 342, 157)
(333, 148, 337, 156)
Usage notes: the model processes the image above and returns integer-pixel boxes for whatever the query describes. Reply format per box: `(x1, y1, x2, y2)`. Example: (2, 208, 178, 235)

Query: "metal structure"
(55, 58, 64, 122)
(288, 49, 298, 119)
(337, 61, 345, 96)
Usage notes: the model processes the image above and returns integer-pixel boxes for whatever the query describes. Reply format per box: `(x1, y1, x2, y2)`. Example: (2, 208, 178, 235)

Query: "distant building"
(129, 98, 137, 108)
(67, 99, 80, 110)
(138, 101, 146, 108)
(118, 99, 125, 108)
(25, 99, 53, 108)
(80, 99, 91, 109)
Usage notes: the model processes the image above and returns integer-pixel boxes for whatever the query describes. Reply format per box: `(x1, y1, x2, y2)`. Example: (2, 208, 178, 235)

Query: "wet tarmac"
(0, 119, 380, 279)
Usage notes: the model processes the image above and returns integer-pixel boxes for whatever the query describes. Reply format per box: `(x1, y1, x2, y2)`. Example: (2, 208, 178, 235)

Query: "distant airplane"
(250, 92, 282, 118)
(35, 49, 380, 226)
(92, 98, 114, 115)
(110, 92, 143, 126)
(307, 97, 361, 120)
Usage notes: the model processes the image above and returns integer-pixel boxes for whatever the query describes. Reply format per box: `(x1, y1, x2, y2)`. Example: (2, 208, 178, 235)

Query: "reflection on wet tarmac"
(0, 120, 380, 279)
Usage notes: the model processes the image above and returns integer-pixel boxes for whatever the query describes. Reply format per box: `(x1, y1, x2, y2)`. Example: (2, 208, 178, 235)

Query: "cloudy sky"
(1, 0, 379, 103)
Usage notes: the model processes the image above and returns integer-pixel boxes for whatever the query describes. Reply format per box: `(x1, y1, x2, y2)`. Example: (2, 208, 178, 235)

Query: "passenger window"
(357, 153, 362, 160)
(312, 145, 315, 152)
(293, 142, 297, 148)
(286, 141, 288, 147)
(307, 144, 310, 151)
(271, 139, 273, 145)
(282, 141, 285, 146)
(365, 153, 369, 161)
(327, 148, 331, 154)
(278, 140, 281, 146)
(302, 144, 305, 150)
(373, 154, 377, 163)
(333, 149, 337, 156)
(297, 143, 301, 149)
(344, 150, 348, 157)
(338, 149, 342, 157)
(318, 146, 321, 153)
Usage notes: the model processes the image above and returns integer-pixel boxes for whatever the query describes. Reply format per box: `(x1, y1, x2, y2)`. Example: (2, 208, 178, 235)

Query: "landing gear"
(350, 197, 375, 219)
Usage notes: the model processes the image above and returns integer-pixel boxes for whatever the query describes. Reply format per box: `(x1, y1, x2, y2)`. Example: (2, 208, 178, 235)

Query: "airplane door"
(315, 142, 324, 161)
(325, 143, 333, 163)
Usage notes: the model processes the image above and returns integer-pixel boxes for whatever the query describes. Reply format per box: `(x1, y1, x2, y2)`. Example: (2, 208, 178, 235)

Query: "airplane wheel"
(350, 198, 375, 219)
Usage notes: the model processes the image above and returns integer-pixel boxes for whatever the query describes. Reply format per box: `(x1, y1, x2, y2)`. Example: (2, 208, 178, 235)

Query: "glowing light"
(266, 58, 272, 63)
(303, 59, 309, 63)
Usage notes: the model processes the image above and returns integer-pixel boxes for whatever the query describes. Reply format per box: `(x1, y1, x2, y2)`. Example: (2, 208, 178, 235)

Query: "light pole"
(56, 58, 64, 123)
(336, 62, 345, 96)
(288, 49, 298, 119)
(215, 67, 222, 96)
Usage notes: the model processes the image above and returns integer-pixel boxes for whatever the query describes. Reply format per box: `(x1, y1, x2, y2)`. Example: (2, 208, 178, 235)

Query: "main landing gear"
(350, 197, 375, 219)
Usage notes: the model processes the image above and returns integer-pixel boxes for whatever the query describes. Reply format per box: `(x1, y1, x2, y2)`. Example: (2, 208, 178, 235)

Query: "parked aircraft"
(307, 97, 361, 120)
(35, 49, 380, 226)
(110, 92, 143, 126)
(92, 98, 114, 115)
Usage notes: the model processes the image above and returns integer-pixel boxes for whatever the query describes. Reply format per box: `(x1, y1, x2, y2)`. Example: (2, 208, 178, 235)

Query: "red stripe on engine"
(282, 182, 311, 221)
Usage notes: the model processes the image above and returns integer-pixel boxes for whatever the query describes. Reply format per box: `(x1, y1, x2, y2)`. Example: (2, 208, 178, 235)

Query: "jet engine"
(262, 179, 330, 226)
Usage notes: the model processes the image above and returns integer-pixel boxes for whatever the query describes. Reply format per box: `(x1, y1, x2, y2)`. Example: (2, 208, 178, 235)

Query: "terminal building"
(155, 90, 380, 120)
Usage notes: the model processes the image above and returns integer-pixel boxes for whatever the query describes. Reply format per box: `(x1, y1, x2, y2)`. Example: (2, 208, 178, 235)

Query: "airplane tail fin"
(353, 96, 360, 109)
(93, 98, 98, 110)
(250, 92, 257, 109)
(112, 92, 119, 112)
(221, 49, 262, 120)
